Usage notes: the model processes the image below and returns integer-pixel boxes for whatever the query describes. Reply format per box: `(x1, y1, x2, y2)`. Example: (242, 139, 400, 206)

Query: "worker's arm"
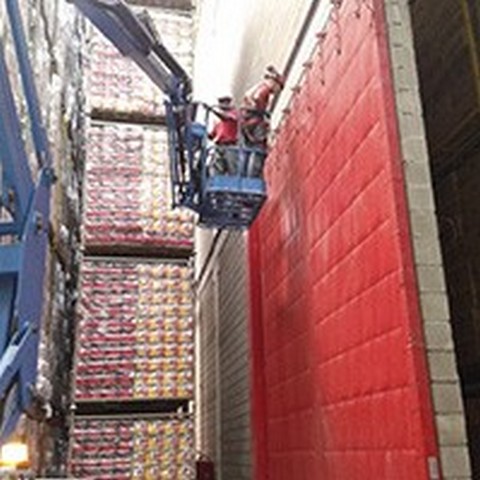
(243, 82, 273, 111)
(206, 106, 237, 121)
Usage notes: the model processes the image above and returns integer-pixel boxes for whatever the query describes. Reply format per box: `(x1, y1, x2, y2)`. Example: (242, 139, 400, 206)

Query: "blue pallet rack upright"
(0, 0, 54, 441)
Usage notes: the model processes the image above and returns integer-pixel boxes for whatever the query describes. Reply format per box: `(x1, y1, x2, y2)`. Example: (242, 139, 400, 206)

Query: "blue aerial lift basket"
(196, 146, 267, 229)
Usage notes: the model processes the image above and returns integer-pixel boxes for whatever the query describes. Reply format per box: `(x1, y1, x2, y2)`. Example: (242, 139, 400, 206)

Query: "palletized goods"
(83, 122, 194, 250)
(86, 8, 193, 120)
(76, 3, 196, 477)
(70, 416, 195, 479)
(75, 259, 194, 401)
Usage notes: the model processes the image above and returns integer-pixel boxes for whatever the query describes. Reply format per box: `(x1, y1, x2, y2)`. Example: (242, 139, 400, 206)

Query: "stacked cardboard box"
(70, 2, 195, 478)
(0, 0, 86, 474)
(83, 123, 193, 251)
(70, 416, 194, 479)
(75, 259, 194, 400)
(87, 8, 193, 120)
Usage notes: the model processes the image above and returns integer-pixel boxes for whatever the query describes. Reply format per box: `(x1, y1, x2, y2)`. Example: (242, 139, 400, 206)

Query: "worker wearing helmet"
(209, 96, 239, 145)
(241, 65, 285, 176)
(208, 96, 239, 175)
(243, 65, 285, 113)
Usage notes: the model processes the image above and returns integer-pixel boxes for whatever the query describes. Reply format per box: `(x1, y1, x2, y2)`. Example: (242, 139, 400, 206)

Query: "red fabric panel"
(248, 225, 268, 480)
(248, 1, 440, 479)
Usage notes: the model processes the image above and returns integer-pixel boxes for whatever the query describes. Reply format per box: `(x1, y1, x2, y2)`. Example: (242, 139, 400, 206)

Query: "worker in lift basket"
(241, 65, 285, 177)
(208, 95, 240, 175)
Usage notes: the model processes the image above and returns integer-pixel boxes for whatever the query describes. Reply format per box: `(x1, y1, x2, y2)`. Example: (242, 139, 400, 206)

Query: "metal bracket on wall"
(331, 0, 343, 54)
(316, 31, 328, 85)
(355, 0, 375, 17)
(354, 0, 375, 28)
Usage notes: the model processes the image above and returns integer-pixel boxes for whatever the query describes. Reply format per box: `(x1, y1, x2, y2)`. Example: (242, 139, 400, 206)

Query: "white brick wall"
(383, 0, 472, 478)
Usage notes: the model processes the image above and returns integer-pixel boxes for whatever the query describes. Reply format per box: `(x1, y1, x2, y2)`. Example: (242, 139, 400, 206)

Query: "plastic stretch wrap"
(75, 259, 194, 400)
(86, 8, 193, 120)
(0, 0, 82, 473)
(0, 2, 37, 178)
(83, 122, 194, 250)
(70, 416, 195, 479)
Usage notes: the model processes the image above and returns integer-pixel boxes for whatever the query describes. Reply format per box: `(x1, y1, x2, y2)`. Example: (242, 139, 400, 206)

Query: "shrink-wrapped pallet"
(75, 258, 194, 401)
(86, 8, 193, 121)
(83, 122, 194, 251)
(70, 416, 195, 479)
(0, 3, 38, 179)
(0, 1, 82, 474)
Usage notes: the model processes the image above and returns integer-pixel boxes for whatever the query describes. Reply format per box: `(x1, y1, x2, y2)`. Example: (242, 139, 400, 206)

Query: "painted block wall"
(249, 2, 440, 479)
(196, 232, 253, 480)
(217, 234, 252, 480)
